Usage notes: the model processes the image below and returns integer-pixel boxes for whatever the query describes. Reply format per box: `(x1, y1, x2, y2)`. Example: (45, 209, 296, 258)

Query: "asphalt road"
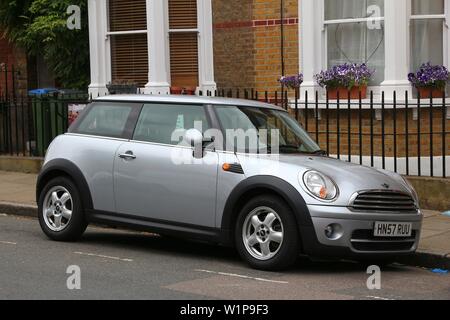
(0, 213, 449, 300)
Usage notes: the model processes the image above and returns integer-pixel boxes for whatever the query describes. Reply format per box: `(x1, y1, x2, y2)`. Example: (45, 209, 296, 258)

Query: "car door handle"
(119, 151, 136, 160)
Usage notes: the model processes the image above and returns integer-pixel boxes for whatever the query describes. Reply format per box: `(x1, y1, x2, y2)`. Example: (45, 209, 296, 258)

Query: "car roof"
(94, 94, 283, 110)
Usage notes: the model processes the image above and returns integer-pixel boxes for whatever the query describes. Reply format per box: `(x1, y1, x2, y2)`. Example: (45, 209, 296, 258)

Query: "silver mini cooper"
(36, 95, 422, 270)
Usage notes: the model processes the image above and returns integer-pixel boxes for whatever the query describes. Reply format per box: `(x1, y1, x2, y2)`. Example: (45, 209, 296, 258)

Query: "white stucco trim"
(143, 0, 171, 94)
(197, 0, 217, 94)
(379, 0, 412, 99)
(299, 0, 325, 99)
(88, 0, 110, 97)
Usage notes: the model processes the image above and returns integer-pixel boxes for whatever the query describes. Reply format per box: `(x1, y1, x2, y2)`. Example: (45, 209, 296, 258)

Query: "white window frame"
(88, 0, 216, 97)
(409, 2, 448, 69)
(167, 5, 200, 90)
(323, 9, 386, 93)
(300, 0, 450, 103)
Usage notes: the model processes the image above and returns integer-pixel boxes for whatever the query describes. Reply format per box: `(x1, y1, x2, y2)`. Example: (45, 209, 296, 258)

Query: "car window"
(215, 105, 320, 154)
(133, 103, 210, 145)
(72, 103, 135, 138)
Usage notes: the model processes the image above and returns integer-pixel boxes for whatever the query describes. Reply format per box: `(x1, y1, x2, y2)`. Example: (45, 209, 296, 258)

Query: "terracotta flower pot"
(184, 87, 197, 95)
(170, 87, 183, 95)
(417, 87, 445, 99)
(327, 85, 367, 100)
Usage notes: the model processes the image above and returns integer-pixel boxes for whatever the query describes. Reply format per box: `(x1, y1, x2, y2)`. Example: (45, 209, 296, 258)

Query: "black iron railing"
(0, 87, 448, 178)
(0, 93, 90, 157)
(203, 89, 449, 178)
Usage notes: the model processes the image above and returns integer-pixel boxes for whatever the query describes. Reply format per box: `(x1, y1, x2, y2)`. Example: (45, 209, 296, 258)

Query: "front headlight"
(401, 176, 420, 205)
(302, 170, 338, 201)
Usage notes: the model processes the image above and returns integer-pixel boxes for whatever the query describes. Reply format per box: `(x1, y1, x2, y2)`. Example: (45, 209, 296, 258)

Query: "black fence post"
(305, 91, 308, 131)
(381, 91, 385, 170)
(393, 91, 397, 173)
(315, 91, 319, 144)
(443, 93, 447, 178)
(326, 91, 330, 156)
(359, 90, 363, 165)
(417, 92, 421, 177)
(347, 92, 351, 163)
(429, 93, 434, 177)
(405, 91, 409, 176)
(336, 91, 340, 160)
(21, 94, 26, 157)
(370, 91, 374, 167)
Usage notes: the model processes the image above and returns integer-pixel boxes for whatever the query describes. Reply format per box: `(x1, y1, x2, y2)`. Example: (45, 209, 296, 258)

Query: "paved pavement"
(0, 214, 449, 300)
(0, 170, 449, 262)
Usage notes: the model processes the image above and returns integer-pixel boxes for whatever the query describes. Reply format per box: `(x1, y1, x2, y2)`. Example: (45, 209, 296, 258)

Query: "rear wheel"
(235, 195, 300, 271)
(38, 177, 87, 241)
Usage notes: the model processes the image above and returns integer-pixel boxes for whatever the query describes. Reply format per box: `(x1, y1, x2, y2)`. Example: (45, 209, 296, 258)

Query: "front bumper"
(300, 205, 423, 258)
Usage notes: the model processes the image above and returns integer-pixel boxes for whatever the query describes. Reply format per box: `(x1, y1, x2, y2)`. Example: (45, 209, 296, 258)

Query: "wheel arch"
(220, 176, 312, 245)
(36, 159, 93, 210)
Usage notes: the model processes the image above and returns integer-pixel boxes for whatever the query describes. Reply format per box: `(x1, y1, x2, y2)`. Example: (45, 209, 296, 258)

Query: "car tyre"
(235, 195, 300, 271)
(38, 176, 88, 241)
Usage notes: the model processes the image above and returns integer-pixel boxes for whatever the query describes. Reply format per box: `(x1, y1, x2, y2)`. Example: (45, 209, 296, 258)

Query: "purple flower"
(279, 74, 303, 89)
(408, 63, 450, 89)
(314, 63, 375, 89)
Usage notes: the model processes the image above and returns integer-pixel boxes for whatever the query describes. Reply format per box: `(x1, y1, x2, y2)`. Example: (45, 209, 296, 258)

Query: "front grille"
(351, 229, 417, 252)
(352, 242, 415, 252)
(349, 190, 418, 213)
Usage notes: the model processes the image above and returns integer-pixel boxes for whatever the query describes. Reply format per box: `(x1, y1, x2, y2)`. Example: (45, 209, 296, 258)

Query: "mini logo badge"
(382, 183, 390, 189)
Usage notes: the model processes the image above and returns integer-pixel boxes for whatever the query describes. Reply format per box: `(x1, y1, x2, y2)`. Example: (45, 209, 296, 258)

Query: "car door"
(113, 103, 218, 228)
(66, 101, 142, 213)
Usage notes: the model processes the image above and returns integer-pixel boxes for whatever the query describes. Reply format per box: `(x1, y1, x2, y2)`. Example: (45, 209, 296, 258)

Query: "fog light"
(324, 224, 343, 240)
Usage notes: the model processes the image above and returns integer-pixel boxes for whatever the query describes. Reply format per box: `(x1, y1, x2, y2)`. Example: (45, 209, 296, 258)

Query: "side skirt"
(86, 210, 226, 244)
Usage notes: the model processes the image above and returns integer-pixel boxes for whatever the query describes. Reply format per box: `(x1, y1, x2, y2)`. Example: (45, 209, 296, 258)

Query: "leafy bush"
(0, 0, 89, 89)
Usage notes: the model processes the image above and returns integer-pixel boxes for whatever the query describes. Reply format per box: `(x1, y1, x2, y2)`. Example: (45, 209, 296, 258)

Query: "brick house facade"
(87, 0, 449, 177)
(0, 34, 56, 97)
(0, 37, 28, 97)
(212, 0, 298, 93)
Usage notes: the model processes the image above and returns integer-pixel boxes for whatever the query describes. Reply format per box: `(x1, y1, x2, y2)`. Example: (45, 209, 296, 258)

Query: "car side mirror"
(184, 129, 211, 159)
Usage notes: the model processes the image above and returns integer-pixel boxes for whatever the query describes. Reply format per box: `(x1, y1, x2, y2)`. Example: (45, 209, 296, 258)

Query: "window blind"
(169, 0, 199, 87)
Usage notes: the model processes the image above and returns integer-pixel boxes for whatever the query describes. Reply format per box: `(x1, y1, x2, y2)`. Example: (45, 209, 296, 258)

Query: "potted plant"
(314, 63, 374, 100)
(170, 86, 183, 95)
(279, 74, 303, 89)
(106, 80, 138, 95)
(184, 87, 197, 95)
(408, 63, 449, 98)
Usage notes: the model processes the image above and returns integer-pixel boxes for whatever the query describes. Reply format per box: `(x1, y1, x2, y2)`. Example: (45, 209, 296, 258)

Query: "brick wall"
(0, 36, 28, 97)
(212, 0, 299, 92)
(212, 0, 255, 89)
(289, 108, 450, 157)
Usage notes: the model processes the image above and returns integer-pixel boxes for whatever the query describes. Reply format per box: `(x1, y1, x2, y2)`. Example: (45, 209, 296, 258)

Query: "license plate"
(374, 222, 413, 237)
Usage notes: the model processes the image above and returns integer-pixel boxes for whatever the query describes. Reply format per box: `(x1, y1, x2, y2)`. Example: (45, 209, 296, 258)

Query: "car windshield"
(215, 106, 323, 154)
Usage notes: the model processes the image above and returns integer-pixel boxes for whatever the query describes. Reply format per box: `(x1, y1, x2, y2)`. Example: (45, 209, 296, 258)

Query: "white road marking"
(366, 295, 396, 300)
(74, 251, 133, 262)
(195, 269, 288, 284)
(0, 241, 17, 245)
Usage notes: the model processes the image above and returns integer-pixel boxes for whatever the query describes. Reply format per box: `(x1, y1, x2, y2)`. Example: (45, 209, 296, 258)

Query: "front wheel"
(235, 195, 300, 271)
(38, 177, 88, 241)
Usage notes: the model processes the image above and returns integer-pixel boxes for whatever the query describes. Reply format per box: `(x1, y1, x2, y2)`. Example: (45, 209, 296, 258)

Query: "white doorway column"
(380, 0, 412, 99)
(299, 0, 324, 100)
(197, 0, 217, 94)
(144, 0, 171, 95)
(88, 0, 110, 97)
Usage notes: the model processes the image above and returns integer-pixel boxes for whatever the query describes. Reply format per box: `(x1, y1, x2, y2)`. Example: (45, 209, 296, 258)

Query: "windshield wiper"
(311, 149, 327, 156)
